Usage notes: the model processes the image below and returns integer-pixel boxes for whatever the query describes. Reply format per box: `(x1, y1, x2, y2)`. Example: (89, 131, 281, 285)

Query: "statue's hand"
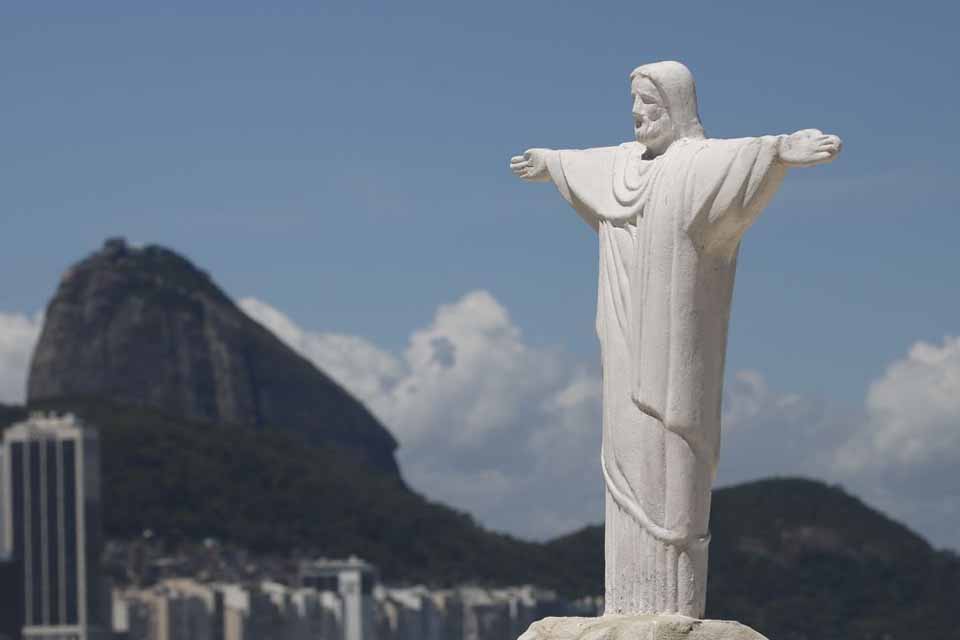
(510, 148, 552, 182)
(778, 129, 842, 167)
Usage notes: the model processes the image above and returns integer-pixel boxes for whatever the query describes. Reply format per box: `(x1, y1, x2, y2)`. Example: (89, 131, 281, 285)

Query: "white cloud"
(715, 369, 835, 488)
(239, 297, 405, 401)
(241, 291, 604, 539)
(0, 311, 44, 404)
(242, 294, 960, 550)
(715, 339, 960, 550)
(722, 369, 805, 432)
(837, 336, 960, 471)
(827, 336, 960, 550)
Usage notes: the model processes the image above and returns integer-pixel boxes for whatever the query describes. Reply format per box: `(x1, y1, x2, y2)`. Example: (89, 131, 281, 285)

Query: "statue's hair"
(629, 61, 706, 140)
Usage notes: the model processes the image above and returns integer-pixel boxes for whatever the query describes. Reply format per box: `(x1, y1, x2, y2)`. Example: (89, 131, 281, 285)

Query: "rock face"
(27, 238, 400, 476)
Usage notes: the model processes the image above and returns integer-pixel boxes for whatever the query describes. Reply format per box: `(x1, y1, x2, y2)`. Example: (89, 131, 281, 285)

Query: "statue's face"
(631, 76, 674, 156)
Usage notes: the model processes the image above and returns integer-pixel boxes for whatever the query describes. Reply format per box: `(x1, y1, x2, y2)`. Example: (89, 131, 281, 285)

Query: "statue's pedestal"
(519, 614, 770, 640)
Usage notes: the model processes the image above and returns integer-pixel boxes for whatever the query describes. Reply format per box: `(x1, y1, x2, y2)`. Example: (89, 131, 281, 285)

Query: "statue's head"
(630, 61, 705, 156)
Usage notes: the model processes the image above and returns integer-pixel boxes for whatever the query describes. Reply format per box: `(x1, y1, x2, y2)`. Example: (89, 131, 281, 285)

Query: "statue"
(509, 61, 842, 630)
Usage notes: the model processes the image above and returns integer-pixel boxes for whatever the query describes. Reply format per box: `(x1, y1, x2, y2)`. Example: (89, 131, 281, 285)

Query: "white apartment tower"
(1, 412, 107, 640)
(299, 557, 377, 640)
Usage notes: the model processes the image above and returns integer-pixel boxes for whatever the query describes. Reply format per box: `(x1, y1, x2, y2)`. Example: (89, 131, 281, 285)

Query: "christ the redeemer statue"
(510, 61, 841, 621)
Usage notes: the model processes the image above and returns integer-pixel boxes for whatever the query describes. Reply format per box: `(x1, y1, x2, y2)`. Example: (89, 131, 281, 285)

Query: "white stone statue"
(509, 61, 841, 627)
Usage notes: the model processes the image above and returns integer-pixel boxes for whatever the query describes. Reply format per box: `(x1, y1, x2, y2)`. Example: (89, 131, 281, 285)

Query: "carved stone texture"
(519, 615, 770, 640)
(510, 61, 841, 618)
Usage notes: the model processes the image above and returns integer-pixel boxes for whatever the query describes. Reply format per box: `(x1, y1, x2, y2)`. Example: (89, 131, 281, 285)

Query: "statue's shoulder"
(614, 141, 647, 160)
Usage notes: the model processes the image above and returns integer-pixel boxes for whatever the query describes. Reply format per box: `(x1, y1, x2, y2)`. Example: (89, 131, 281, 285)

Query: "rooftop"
(3, 411, 94, 442)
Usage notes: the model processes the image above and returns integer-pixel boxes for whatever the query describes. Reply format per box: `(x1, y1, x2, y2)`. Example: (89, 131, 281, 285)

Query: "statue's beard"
(636, 116, 674, 155)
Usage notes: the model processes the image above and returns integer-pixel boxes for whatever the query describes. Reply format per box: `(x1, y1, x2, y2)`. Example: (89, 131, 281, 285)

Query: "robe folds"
(546, 136, 785, 616)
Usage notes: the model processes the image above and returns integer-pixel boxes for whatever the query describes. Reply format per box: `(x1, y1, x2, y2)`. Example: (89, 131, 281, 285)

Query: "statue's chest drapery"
(594, 143, 676, 350)
(555, 139, 774, 465)
(604, 140, 739, 468)
(613, 143, 661, 213)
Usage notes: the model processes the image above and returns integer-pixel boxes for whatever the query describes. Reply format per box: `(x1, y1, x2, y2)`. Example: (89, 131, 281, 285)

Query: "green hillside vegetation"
(2, 398, 552, 586)
(708, 478, 960, 639)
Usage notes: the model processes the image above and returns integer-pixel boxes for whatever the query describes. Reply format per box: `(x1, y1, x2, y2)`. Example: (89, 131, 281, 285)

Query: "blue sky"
(2, 2, 959, 548)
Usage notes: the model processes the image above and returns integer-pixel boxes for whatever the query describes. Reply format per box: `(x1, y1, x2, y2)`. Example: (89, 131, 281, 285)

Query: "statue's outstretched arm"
(509, 148, 556, 183)
(777, 129, 842, 168)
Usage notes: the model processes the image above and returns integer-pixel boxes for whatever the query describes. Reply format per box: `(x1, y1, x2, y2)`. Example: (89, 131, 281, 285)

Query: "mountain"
(26, 238, 398, 476)
(0, 404, 25, 430)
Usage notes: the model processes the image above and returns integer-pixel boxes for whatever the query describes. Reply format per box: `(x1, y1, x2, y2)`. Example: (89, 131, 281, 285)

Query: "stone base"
(518, 614, 770, 640)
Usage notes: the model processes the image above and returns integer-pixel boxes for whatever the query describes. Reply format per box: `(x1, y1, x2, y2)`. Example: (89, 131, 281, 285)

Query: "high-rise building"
(1, 412, 107, 640)
(299, 557, 377, 640)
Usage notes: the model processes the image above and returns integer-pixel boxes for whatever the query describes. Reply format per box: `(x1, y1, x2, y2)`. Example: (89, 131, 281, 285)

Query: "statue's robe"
(546, 136, 785, 617)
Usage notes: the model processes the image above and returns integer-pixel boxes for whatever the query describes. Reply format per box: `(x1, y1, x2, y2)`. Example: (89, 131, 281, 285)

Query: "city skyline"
(0, 408, 955, 639)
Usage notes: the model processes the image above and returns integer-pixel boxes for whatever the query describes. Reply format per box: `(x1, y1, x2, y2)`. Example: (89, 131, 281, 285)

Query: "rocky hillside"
(27, 238, 399, 476)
